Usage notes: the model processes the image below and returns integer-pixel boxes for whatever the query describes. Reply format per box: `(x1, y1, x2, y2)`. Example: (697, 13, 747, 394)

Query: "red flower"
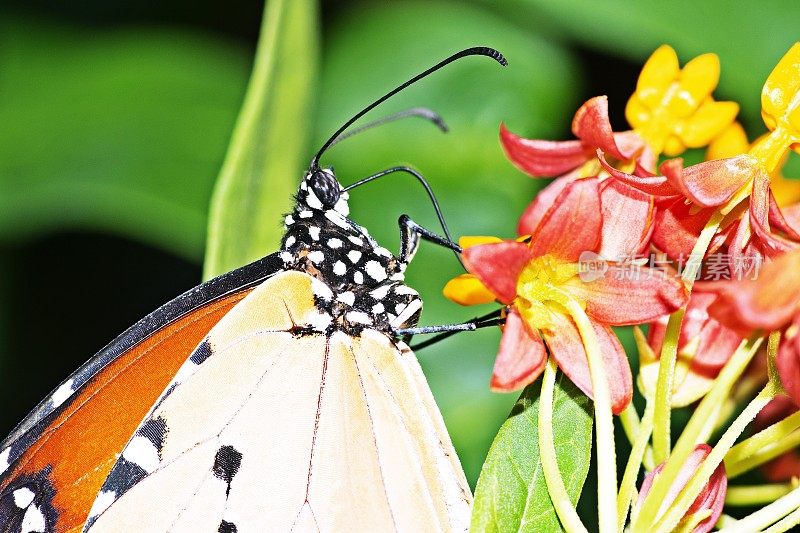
(501, 96, 657, 258)
(637, 444, 727, 533)
(448, 178, 688, 413)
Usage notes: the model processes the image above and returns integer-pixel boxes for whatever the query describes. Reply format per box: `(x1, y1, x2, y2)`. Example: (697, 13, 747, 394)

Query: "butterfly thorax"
(279, 169, 422, 335)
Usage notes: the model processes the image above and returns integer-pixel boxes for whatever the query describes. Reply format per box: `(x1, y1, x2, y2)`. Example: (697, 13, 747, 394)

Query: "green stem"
(561, 298, 618, 533)
(719, 485, 800, 532)
(631, 337, 762, 532)
(539, 357, 589, 533)
(617, 400, 654, 531)
(725, 409, 800, 467)
(652, 210, 724, 463)
(652, 385, 775, 533)
(726, 428, 800, 478)
(619, 402, 641, 446)
(726, 483, 797, 506)
(764, 505, 800, 533)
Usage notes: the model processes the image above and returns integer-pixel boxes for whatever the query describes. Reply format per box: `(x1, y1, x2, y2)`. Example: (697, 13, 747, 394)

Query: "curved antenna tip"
(465, 46, 508, 67)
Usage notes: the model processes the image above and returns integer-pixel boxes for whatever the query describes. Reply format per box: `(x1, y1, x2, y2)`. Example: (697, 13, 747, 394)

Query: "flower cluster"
(450, 43, 800, 532)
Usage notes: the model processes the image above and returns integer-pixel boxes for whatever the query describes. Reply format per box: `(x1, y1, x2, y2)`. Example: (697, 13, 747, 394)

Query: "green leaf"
(0, 16, 251, 261)
(203, 0, 319, 279)
(470, 373, 593, 532)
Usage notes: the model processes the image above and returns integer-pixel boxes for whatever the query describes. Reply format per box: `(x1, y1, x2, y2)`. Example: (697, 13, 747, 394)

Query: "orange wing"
(0, 254, 283, 533)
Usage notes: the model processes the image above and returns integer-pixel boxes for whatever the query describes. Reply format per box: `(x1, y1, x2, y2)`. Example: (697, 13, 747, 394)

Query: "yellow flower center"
(514, 255, 581, 331)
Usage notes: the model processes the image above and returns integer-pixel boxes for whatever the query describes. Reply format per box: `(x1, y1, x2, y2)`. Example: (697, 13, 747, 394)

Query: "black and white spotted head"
(281, 167, 422, 335)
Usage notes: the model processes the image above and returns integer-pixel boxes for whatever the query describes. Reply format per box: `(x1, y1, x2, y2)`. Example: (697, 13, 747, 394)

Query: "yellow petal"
(637, 45, 679, 107)
(680, 53, 721, 104)
(625, 95, 651, 130)
(679, 99, 739, 147)
(707, 122, 749, 160)
(443, 274, 496, 306)
(458, 235, 503, 249)
(663, 135, 686, 157)
(762, 42, 800, 130)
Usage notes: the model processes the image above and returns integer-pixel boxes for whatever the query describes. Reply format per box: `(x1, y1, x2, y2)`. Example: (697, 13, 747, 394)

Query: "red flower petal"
(462, 241, 533, 304)
(599, 150, 677, 197)
(652, 200, 714, 259)
(572, 96, 628, 160)
(563, 265, 688, 325)
(660, 156, 755, 208)
(500, 123, 589, 177)
(529, 177, 602, 262)
(517, 174, 578, 236)
(750, 168, 798, 257)
(541, 312, 632, 414)
(490, 307, 547, 392)
(769, 192, 800, 241)
(598, 179, 655, 259)
(708, 249, 800, 334)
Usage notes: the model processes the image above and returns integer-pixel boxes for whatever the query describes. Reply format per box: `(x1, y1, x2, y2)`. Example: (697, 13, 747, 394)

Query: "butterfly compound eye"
(309, 169, 341, 208)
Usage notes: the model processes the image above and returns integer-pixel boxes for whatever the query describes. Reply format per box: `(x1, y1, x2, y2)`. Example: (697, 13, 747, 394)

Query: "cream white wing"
(84, 271, 472, 532)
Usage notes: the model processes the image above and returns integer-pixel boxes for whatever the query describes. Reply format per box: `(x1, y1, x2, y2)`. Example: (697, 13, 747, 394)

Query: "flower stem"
(726, 483, 797, 507)
(561, 298, 618, 533)
(631, 337, 762, 532)
(652, 384, 775, 533)
(617, 399, 654, 531)
(652, 210, 724, 462)
(764, 505, 800, 533)
(539, 357, 589, 533)
(719, 485, 800, 532)
(726, 428, 800, 478)
(725, 408, 800, 470)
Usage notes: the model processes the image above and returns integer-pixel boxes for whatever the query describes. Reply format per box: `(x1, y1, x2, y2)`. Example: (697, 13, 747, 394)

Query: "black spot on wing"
(212, 445, 242, 498)
(101, 457, 147, 497)
(212, 446, 242, 485)
(138, 417, 168, 455)
(218, 520, 237, 533)
(189, 340, 213, 365)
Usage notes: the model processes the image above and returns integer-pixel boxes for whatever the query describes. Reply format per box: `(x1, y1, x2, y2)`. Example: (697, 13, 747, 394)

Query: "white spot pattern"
(333, 261, 346, 276)
(307, 251, 325, 264)
(347, 250, 362, 263)
(123, 436, 161, 473)
(327, 238, 343, 249)
(21, 505, 46, 533)
(365, 260, 388, 282)
(13, 487, 35, 509)
(353, 271, 364, 284)
(0, 447, 9, 474)
(50, 379, 75, 408)
(308, 226, 320, 241)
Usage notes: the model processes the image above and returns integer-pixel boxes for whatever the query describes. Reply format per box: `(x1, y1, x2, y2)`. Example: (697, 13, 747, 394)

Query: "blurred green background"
(1, 0, 798, 497)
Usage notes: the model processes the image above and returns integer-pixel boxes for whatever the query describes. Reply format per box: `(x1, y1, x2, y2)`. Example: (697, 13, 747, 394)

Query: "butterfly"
(0, 46, 506, 532)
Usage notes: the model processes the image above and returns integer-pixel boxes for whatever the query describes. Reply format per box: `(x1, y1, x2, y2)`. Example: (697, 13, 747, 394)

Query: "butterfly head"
(297, 167, 350, 217)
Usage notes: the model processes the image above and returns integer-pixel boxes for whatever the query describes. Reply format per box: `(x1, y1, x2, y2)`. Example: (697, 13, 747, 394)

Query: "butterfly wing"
(0, 254, 284, 533)
(84, 270, 471, 532)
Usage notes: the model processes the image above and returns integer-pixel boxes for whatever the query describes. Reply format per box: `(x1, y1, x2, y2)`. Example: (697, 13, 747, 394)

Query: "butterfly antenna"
(328, 107, 448, 148)
(311, 46, 507, 169)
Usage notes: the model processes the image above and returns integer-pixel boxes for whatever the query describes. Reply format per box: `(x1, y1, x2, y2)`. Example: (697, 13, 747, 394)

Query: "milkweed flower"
(502, 46, 738, 257)
(626, 45, 738, 157)
(444, 179, 688, 413)
(607, 43, 800, 264)
(636, 444, 727, 533)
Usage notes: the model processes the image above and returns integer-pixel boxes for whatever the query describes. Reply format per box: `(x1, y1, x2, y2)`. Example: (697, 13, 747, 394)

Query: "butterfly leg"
(394, 309, 505, 349)
(398, 214, 462, 264)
